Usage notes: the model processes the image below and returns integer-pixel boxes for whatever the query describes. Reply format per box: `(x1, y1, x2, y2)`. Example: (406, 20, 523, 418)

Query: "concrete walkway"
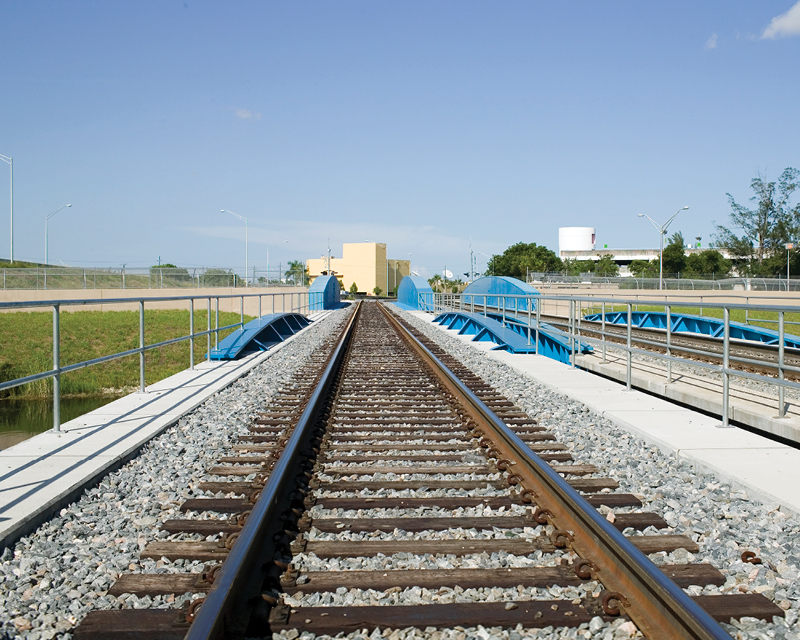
(0, 311, 331, 550)
(412, 311, 800, 516)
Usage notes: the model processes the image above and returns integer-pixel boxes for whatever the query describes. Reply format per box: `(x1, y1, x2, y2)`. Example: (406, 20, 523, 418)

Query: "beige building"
(306, 243, 411, 295)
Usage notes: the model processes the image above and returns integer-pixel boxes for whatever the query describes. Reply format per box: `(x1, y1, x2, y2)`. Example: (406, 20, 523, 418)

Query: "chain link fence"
(0, 267, 308, 290)
(526, 272, 800, 291)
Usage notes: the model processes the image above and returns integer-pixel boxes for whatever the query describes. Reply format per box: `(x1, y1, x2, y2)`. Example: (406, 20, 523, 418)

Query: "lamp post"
(221, 209, 248, 286)
(266, 240, 288, 284)
(477, 252, 494, 276)
(0, 155, 12, 262)
(638, 206, 689, 290)
(45, 204, 72, 264)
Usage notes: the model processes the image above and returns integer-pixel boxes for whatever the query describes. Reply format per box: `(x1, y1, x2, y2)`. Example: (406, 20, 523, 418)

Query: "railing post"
(569, 299, 575, 368)
(139, 300, 145, 392)
(52, 305, 61, 432)
(626, 302, 632, 390)
(666, 304, 672, 383)
(779, 311, 786, 418)
(722, 307, 730, 427)
(215, 298, 219, 348)
(258, 295, 262, 325)
(527, 296, 532, 346)
(535, 296, 540, 355)
(207, 297, 211, 361)
(189, 299, 194, 371)
(601, 301, 606, 363)
(240, 296, 244, 330)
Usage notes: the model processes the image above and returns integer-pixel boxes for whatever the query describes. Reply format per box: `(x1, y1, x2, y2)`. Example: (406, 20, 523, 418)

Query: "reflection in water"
(0, 395, 123, 449)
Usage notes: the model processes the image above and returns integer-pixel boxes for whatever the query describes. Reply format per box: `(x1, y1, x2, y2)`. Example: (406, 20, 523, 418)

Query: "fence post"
(666, 305, 672, 383)
(535, 296, 540, 355)
(722, 307, 730, 427)
(779, 311, 786, 418)
(569, 299, 575, 368)
(258, 295, 262, 325)
(207, 297, 211, 361)
(139, 300, 145, 392)
(601, 301, 606, 363)
(52, 305, 61, 432)
(240, 296, 244, 330)
(626, 302, 632, 390)
(189, 299, 194, 371)
(527, 297, 532, 346)
(215, 298, 219, 348)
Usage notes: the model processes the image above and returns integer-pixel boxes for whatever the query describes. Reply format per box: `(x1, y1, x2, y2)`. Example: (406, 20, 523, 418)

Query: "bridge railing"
(1, 290, 323, 432)
(420, 291, 800, 429)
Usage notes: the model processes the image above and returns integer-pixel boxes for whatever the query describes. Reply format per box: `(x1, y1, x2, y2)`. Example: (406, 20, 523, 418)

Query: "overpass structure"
(559, 247, 735, 276)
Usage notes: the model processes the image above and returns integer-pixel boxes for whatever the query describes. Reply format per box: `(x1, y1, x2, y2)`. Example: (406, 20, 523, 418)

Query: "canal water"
(0, 395, 123, 450)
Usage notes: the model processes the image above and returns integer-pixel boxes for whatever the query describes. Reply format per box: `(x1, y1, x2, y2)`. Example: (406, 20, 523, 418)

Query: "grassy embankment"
(0, 310, 253, 398)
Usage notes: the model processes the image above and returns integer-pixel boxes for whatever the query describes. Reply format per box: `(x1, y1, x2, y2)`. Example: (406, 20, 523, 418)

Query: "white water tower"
(558, 227, 596, 256)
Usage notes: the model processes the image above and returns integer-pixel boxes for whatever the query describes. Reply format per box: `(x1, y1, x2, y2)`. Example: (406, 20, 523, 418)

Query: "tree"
(593, 255, 619, 277)
(486, 243, 562, 278)
(661, 232, 687, 276)
(563, 259, 596, 276)
(684, 250, 731, 278)
(349, 282, 358, 295)
(372, 286, 382, 296)
(284, 260, 306, 285)
(629, 259, 659, 278)
(714, 168, 800, 274)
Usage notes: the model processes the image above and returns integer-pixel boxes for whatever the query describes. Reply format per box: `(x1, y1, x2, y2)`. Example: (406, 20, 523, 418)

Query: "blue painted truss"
(433, 311, 592, 364)
(209, 313, 312, 360)
(582, 311, 800, 349)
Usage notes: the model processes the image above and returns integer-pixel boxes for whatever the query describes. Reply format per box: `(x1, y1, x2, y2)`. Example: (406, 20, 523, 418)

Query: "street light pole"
(638, 206, 689, 290)
(221, 209, 248, 286)
(266, 240, 288, 284)
(477, 252, 493, 276)
(45, 204, 72, 264)
(0, 155, 12, 262)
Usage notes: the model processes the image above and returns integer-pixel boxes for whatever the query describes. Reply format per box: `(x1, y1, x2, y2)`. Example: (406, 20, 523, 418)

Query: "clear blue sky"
(1, 1, 799, 279)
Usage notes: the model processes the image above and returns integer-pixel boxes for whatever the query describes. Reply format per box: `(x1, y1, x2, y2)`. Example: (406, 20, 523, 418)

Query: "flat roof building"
(306, 242, 411, 295)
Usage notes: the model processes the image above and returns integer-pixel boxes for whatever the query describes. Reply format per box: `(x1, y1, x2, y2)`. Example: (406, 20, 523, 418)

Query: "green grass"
(0, 310, 254, 398)
(582, 303, 800, 334)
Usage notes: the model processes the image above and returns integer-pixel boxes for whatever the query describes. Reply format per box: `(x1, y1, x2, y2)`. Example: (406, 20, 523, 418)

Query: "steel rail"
(379, 304, 730, 640)
(183, 302, 362, 640)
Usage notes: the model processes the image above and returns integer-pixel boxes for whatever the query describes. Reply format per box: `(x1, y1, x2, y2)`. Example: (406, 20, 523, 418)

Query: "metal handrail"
(422, 291, 800, 426)
(1, 290, 322, 432)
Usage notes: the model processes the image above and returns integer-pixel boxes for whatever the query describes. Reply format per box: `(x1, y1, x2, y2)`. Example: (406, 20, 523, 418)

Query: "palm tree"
(284, 260, 306, 285)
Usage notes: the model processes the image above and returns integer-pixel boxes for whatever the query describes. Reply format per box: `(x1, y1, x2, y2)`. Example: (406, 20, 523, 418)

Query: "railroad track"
(73, 301, 781, 639)
(538, 313, 800, 380)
